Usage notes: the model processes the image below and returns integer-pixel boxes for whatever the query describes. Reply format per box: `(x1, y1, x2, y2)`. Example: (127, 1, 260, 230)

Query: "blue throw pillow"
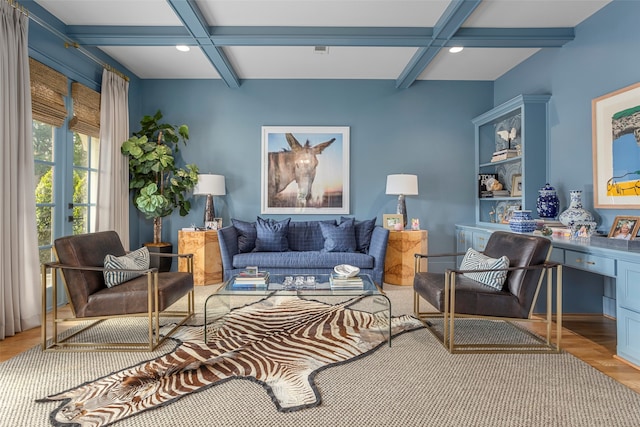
(320, 218, 357, 252)
(341, 216, 376, 253)
(255, 217, 291, 252)
(232, 219, 257, 253)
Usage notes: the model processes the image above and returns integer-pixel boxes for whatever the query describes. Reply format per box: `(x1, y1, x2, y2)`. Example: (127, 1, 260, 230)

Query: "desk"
(384, 230, 428, 286)
(456, 224, 640, 368)
(178, 230, 222, 285)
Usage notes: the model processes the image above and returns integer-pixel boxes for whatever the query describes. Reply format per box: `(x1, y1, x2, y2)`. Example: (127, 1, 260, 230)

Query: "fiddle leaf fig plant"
(121, 110, 198, 244)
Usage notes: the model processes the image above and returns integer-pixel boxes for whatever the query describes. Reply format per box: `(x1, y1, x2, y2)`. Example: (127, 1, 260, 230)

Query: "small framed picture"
(608, 216, 640, 240)
(571, 221, 596, 239)
(411, 218, 420, 230)
(206, 218, 223, 230)
(511, 174, 523, 197)
(383, 214, 403, 230)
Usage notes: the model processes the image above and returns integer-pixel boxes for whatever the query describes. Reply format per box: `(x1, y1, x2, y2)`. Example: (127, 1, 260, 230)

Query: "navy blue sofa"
(218, 218, 389, 285)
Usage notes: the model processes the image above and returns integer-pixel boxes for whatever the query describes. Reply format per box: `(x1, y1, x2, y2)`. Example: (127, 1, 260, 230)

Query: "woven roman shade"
(69, 82, 101, 138)
(30, 58, 68, 127)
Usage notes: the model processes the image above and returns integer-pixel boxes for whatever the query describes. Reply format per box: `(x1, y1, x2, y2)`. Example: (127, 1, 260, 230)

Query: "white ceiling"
(32, 0, 611, 86)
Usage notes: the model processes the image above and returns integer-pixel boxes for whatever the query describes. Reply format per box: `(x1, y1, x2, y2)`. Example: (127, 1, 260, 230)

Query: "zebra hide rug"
(40, 294, 423, 427)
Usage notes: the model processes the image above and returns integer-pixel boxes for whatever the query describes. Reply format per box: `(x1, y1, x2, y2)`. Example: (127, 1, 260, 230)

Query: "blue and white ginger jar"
(509, 210, 537, 233)
(558, 190, 594, 227)
(536, 183, 560, 219)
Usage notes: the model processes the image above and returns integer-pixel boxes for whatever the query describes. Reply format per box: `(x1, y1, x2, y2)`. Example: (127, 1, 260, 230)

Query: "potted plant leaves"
(121, 110, 198, 270)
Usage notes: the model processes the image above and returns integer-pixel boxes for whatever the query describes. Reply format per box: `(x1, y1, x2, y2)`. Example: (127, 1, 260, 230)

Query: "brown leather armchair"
(41, 231, 195, 351)
(413, 231, 562, 353)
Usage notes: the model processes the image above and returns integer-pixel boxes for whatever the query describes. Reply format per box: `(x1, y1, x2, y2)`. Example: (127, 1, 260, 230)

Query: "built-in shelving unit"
(473, 94, 551, 227)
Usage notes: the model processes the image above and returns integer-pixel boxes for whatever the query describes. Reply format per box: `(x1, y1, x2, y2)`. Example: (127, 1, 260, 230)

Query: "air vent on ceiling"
(313, 46, 329, 54)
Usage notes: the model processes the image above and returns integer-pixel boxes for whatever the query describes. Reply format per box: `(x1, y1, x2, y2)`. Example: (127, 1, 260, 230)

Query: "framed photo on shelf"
(592, 82, 640, 208)
(607, 215, 640, 240)
(260, 126, 350, 214)
(571, 221, 597, 239)
(383, 214, 403, 230)
(205, 218, 223, 230)
(510, 174, 523, 197)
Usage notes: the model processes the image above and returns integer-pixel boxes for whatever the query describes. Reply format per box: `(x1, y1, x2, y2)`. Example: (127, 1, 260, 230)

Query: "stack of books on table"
(329, 273, 364, 289)
(490, 149, 519, 162)
(232, 271, 270, 288)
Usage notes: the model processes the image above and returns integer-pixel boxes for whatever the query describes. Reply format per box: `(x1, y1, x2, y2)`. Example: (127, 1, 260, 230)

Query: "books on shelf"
(329, 273, 364, 289)
(491, 190, 511, 197)
(548, 226, 571, 238)
(490, 151, 519, 162)
(478, 173, 499, 197)
(492, 149, 519, 155)
(539, 219, 564, 227)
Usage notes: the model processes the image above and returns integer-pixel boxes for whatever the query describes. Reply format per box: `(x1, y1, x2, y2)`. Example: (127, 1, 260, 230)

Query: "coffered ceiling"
(30, 0, 611, 88)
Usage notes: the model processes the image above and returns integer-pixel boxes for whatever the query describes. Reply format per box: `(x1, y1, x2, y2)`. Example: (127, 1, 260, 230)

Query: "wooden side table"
(178, 230, 223, 286)
(384, 230, 428, 286)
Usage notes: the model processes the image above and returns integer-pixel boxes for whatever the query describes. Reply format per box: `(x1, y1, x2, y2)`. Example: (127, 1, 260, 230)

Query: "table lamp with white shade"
(193, 174, 226, 228)
(386, 174, 419, 228)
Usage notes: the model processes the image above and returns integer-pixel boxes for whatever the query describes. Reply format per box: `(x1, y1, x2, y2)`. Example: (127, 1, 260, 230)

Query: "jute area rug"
(2, 285, 640, 427)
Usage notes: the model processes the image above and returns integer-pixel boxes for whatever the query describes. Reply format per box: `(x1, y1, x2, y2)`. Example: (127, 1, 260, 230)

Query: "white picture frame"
(261, 126, 350, 214)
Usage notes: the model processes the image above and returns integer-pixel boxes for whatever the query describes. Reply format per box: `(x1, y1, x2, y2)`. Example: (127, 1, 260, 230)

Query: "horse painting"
(267, 133, 335, 207)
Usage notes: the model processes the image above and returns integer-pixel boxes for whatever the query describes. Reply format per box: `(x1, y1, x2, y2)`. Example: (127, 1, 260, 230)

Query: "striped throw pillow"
(459, 248, 509, 290)
(103, 246, 150, 288)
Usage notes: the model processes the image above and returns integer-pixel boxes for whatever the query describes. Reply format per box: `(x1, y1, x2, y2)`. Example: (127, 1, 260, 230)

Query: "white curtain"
(0, 1, 41, 339)
(96, 69, 130, 250)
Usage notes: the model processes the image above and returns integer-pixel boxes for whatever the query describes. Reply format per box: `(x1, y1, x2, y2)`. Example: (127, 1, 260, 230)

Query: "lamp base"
(204, 194, 215, 224)
(397, 194, 407, 229)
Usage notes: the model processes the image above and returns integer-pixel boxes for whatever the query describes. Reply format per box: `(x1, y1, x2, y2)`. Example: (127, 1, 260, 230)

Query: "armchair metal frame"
(413, 250, 563, 354)
(41, 252, 195, 352)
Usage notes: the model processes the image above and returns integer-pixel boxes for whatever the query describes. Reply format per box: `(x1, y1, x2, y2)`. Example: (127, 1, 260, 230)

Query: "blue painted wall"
(494, 0, 640, 232)
(135, 79, 493, 260)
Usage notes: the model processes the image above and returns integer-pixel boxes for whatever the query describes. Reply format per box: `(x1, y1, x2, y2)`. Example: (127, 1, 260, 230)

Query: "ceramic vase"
(536, 183, 560, 219)
(509, 210, 537, 233)
(558, 190, 594, 226)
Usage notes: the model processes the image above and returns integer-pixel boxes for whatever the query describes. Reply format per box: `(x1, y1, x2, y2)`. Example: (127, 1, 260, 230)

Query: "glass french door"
(34, 120, 99, 308)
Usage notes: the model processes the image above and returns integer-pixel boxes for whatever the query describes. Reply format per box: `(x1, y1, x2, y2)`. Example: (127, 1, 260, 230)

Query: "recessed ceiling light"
(449, 46, 464, 53)
(176, 45, 190, 52)
(314, 46, 329, 54)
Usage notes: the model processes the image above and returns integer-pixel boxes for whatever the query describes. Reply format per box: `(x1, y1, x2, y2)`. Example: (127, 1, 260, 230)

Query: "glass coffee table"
(203, 273, 392, 346)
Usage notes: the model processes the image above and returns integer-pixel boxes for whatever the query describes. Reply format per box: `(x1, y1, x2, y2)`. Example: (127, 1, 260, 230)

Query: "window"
(34, 120, 55, 265)
(72, 132, 100, 234)
(31, 59, 101, 295)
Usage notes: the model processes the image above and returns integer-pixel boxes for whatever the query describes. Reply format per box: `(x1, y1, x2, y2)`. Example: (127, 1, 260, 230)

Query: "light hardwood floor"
(2, 309, 639, 394)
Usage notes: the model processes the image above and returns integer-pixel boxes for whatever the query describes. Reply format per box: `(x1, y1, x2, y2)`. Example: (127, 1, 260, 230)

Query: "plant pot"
(509, 210, 537, 233)
(145, 242, 173, 272)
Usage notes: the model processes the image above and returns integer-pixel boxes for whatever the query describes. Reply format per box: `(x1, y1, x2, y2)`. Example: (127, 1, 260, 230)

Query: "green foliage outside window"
(34, 121, 96, 264)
